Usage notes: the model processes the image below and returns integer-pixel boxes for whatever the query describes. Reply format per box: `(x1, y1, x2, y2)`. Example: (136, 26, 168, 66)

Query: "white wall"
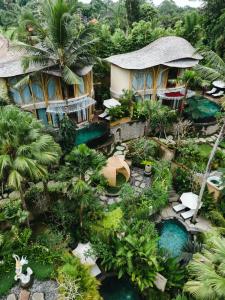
(110, 64, 130, 98)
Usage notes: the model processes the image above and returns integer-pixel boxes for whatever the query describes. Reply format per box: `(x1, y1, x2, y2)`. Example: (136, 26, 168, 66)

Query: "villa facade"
(0, 36, 95, 127)
(106, 36, 202, 102)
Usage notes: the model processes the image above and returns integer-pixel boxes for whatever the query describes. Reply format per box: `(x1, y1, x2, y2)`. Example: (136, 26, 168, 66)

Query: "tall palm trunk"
(193, 121, 225, 222)
(43, 180, 51, 207)
(19, 187, 30, 227)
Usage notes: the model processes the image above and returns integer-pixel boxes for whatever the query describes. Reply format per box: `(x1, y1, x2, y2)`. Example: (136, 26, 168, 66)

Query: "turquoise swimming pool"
(158, 219, 189, 257)
(75, 122, 108, 145)
(185, 96, 221, 121)
(100, 277, 140, 300)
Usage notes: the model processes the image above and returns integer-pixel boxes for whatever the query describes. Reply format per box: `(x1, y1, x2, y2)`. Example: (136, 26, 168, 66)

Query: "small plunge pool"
(158, 219, 190, 257)
(100, 277, 140, 300)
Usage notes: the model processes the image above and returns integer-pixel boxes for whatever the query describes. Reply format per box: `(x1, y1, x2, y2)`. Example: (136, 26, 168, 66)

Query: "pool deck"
(158, 199, 212, 233)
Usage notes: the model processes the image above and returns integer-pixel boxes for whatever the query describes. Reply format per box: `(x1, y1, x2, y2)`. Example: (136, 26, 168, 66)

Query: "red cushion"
(165, 92, 184, 97)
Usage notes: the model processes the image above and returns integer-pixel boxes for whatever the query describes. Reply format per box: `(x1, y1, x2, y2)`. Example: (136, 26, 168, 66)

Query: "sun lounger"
(206, 87, 217, 95)
(173, 203, 186, 213)
(212, 91, 224, 98)
(98, 111, 108, 118)
(181, 209, 195, 220)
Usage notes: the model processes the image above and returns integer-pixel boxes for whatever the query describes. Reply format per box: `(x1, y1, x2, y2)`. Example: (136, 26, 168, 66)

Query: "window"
(167, 68, 178, 88)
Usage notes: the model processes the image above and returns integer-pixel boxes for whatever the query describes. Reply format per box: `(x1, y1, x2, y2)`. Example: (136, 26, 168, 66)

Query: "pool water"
(75, 123, 108, 145)
(158, 219, 189, 257)
(100, 277, 140, 300)
(186, 96, 221, 121)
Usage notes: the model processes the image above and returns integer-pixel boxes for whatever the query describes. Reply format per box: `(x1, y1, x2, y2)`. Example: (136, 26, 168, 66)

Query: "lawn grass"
(198, 144, 212, 158)
(0, 269, 15, 296)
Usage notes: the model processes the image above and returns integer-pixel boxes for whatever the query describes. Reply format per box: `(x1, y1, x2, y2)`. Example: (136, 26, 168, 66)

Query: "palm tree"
(0, 106, 61, 225)
(178, 70, 199, 112)
(184, 234, 225, 299)
(195, 50, 225, 84)
(65, 144, 106, 181)
(15, 0, 98, 88)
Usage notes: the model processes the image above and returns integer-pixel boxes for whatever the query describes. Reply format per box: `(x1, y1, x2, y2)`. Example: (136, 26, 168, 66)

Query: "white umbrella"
(72, 242, 97, 266)
(103, 99, 121, 109)
(180, 192, 198, 209)
(213, 80, 225, 89)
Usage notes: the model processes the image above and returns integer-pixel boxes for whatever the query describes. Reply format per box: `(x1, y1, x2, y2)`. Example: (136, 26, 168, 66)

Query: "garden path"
(100, 167, 151, 205)
(1, 280, 58, 300)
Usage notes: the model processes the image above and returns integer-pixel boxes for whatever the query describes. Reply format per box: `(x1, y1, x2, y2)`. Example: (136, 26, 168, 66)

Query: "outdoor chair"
(181, 209, 195, 220)
(206, 87, 217, 95)
(212, 91, 224, 98)
(172, 203, 186, 213)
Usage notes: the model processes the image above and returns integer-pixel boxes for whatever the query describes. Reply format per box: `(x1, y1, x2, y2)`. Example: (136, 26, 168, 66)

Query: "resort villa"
(0, 36, 95, 127)
(106, 36, 202, 108)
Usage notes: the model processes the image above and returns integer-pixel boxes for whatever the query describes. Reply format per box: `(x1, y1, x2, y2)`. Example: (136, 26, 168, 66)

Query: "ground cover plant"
(0, 0, 225, 298)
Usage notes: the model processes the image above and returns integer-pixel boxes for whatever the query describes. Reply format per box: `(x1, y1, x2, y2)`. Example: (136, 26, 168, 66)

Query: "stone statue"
(13, 254, 33, 287)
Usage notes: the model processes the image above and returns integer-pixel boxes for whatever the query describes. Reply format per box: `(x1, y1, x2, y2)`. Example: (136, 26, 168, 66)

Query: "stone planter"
(207, 175, 223, 201)
(161, 144, 175, 161)
(110, 117, 131, 127)
(144, 164, 152, 176)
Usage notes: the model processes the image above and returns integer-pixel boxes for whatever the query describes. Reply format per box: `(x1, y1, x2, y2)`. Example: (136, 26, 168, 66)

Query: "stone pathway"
(100, 167, 151, 205)
(1, 280, 58, 300)
(156, 133, 225, 154)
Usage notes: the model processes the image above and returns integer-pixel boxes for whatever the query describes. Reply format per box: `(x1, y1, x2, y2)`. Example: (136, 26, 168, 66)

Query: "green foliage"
(184, 234, 225, 299)
(173, 167, 193, 194)
(132, 101, 148, 121)
(93, 207, 123, 239)
(29, 261, 54, 280)
(59, 115, 77, 154)
(15, 0, 98, 86)
(202, 0, 225, 58)
(0, 199, 28, 225)
(145, 100, 177, 137)
(108, 105, 129, 121)
(160, 256, 186, 290)
(0, 105, 61, 220)
(125, 0, 141, 26)
(58, 253, 102, 300)
(0, 269, 15, 296)
(66, 144, 106, 181)
(127, 138, 159, 166)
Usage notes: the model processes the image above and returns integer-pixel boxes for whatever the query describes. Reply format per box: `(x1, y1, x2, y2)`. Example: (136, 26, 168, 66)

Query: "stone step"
(7, 294, 17, 300)
(32, 292, 45, 300)
(19, 290, 30, 300)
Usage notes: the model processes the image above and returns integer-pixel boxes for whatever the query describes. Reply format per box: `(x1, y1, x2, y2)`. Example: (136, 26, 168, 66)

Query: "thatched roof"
(106, 36, 202, 70)
(0, 36, 92, 78)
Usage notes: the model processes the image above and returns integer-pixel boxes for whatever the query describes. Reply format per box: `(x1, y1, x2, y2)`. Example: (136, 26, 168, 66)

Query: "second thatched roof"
(106, 36, 202, 70)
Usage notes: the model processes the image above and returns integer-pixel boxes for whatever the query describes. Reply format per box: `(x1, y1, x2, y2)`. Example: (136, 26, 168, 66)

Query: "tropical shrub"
(127, 138, 159, 166)
(108, 105, 129, 121)
(159, 256, 186, 290)
(58, 253, 102, 300)
(173, 167, 193, 194)
(0, 105, 61, 225)
(184, 234, 225, 300)
(59, 115, 77, 154)
(132, 101, 148, 121)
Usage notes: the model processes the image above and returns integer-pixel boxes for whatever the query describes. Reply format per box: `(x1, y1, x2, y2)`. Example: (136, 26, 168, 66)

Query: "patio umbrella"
(72, 242, 96, 266)
(213, 80, 225, 90)
(180, 192, 199, 209)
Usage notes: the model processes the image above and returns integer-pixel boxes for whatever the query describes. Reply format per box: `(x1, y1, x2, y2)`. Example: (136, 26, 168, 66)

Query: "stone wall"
(110, 121, 146, 143)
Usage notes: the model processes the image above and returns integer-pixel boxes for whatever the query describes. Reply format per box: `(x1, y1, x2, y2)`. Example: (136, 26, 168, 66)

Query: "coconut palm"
(0, 106, 61, 224)
(195, 50, 225, 83)
(15, 0, 98, 87)
(65, 144, 106, 181)
(184, 234, 225, 300)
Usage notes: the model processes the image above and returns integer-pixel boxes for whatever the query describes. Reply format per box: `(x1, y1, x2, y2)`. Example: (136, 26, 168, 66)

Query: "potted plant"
(141, 160, 154, 176)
